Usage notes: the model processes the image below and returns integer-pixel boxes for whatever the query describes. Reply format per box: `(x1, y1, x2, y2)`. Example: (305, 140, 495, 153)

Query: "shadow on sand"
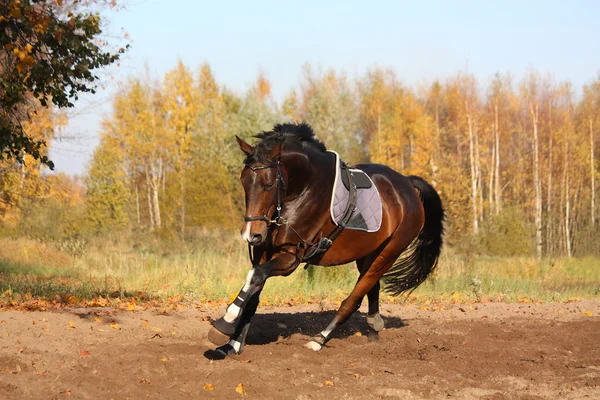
(204, 310, 406, 360)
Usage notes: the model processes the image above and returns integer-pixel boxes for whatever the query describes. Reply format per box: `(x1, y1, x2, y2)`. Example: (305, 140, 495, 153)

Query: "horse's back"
(354, 163, 424, 232)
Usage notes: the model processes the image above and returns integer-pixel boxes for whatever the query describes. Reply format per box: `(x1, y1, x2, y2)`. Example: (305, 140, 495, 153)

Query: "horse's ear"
(235, 135, 254, 156)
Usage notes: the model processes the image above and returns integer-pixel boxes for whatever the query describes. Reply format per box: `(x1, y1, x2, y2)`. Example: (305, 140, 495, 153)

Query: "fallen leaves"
(582, 311, 593, 316)
(80, 351, 90, 357)
(235, 383, 246, 395)
(203, 384, 216, 391)
(161, 356, 168, 362)
(110, 322, 120, 330)
(324, 380, 335, 387)
(68, 321, 76, 329)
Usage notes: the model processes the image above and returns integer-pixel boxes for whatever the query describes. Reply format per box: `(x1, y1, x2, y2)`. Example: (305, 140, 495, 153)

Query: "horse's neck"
(286, 150, 335, 224)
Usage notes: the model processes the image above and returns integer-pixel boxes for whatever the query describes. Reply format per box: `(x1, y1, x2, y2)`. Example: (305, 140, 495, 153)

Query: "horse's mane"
(244, 123, 327, 165)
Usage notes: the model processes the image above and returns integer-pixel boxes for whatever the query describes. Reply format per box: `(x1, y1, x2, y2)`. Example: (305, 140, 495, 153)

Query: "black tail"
(382, 176, 445, 296)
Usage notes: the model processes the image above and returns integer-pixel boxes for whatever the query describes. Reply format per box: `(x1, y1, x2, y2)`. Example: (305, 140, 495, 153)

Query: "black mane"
(244, 123, 327, 165)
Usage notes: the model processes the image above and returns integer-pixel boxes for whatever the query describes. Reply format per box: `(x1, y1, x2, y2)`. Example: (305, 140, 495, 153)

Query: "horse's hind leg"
(305, 272, 381, 351)
(356, 258, 384, 341)
(306, 236, 412, 351)
(366, 281, 384, 341)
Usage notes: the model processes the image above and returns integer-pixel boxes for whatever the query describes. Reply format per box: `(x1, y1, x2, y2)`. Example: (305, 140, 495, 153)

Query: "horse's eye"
(264, 183, 274, 191)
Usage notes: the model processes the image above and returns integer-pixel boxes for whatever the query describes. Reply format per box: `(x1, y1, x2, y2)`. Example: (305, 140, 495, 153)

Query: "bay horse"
(208, 123, 444, 356)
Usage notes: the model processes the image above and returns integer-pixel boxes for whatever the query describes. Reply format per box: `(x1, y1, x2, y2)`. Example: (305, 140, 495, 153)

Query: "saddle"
(302, 151, 382, 263)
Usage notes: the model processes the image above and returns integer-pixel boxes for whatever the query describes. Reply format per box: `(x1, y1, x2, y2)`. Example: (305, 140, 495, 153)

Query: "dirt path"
(0, 300, 599, 399)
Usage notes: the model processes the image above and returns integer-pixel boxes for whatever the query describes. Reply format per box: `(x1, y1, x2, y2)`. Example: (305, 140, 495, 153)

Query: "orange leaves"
(235, 383, 246, 395)
(80, 351, 91, 357)
(9, 7, 22, 19)
(202, 383, 247, 395)
(255, 72, 272, 101)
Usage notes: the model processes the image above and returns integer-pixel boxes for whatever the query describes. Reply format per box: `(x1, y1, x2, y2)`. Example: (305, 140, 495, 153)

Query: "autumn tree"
(0, 0, 127, 167)
(298, 65, 365, 163)
(163, 60, 198, 238)
(85, 134, 130, 233)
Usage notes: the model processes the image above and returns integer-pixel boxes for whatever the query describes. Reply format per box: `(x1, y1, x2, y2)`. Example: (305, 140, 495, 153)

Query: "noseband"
(243, 160, 287, 227)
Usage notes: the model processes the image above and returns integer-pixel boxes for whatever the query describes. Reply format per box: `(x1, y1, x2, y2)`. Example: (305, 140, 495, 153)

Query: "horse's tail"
(382, 176, 445, 296)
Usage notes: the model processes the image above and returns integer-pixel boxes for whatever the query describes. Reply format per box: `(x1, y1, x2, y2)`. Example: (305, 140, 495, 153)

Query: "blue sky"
(50, 0, 600, 175)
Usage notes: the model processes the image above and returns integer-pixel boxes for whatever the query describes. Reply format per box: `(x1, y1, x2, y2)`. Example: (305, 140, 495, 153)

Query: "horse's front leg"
(208, 252, 298, 349)
(211, 291, 260, 358)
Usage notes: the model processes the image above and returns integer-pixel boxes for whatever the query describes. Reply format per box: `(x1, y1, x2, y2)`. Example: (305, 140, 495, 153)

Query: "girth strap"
(301, 162, 358, 263)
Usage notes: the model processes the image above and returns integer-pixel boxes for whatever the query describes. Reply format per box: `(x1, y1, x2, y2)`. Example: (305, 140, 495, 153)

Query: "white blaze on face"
(241, 222, 252, 242)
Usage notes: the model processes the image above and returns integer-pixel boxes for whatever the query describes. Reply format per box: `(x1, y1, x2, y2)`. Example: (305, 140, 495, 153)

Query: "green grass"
(0, 235, 598, 305)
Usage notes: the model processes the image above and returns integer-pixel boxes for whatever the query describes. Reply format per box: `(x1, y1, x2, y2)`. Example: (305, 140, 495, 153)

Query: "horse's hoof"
(305, 340, 322, 351)
(368, 330, 380, 342)
(208, 327, 230, 346)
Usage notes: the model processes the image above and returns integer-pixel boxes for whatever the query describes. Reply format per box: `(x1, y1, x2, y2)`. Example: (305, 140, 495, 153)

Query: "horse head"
(236, 129, 313, 246)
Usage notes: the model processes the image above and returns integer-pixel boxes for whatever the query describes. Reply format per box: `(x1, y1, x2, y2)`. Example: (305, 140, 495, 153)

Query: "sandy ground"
(0, 300, 598, 399)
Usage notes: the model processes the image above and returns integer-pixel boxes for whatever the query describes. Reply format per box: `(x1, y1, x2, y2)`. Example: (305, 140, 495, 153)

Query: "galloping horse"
(208, 123, 444, 356)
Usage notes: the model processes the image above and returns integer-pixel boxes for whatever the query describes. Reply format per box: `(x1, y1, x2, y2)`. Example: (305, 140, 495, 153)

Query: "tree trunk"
(146, 175, 155, 230)
(152, 160, 162, 229)
(476, 129, 483, 223)
(530, 102, 542, 259)
(546, 133, 553, 256)
(591, 118, 595, 226)
(494, 102, 501, 215)
(180, 161, 186, 241)
(145, 161, 162, 230)
(489, 144, 495, 215)
(432, 100, 440, 184)
(546, 99, 553, 256)
(135, 184, 141, 227)
(565, 160, 572, 258)
(467, 109, 479, 234)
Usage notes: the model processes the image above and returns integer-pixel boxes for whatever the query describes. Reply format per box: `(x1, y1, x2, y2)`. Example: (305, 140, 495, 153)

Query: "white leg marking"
(223, 304, 241, 323)
(320, 328, 333, 338)
(241, 222, 252, 242)
(229, 339, 242, 353)
(242, 269, 255, 292)
(367, 313, 385, 331)
(224, 270, 255, 323)
(305, 341, 322, 351)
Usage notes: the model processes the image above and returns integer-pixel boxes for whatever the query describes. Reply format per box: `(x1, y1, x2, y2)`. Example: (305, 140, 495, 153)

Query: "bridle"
(243, 160, 287, 227)
(243, 154, 356, 265)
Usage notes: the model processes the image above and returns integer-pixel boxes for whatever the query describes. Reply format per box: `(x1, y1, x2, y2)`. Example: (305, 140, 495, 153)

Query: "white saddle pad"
(329, 151, 382, 232)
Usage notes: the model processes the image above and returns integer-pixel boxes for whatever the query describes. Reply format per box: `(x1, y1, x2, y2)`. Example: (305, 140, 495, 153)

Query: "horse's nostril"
(250, 234, 263, 245)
